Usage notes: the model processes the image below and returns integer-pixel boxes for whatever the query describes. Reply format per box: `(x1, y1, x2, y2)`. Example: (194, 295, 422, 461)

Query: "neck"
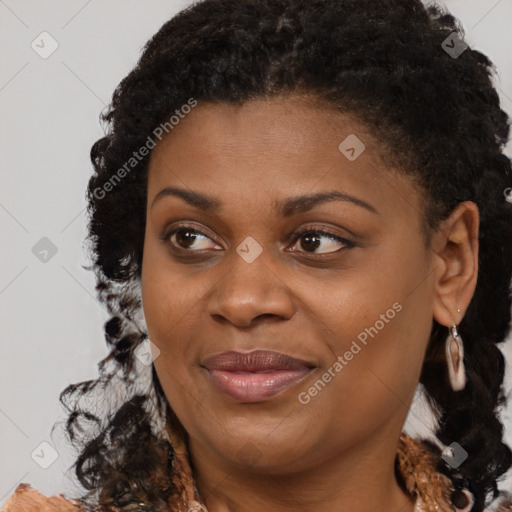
(187, 422, 416, 512)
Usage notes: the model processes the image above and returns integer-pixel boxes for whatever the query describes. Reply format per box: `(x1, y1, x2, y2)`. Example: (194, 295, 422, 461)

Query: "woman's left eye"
(288, 229, 354, 254)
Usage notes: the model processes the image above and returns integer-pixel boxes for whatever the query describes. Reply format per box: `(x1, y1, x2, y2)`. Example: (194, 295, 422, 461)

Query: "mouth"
(200, 349, 316, 402)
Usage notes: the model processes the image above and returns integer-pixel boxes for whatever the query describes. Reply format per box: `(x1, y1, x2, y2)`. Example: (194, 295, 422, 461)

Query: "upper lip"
(201, 349, 316, 372)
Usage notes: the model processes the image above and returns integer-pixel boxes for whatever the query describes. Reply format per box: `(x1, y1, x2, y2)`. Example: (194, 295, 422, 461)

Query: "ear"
(431, 201, 479, 327)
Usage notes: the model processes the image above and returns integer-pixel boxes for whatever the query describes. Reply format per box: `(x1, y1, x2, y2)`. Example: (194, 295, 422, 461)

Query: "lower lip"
(205, 368, 313, 402)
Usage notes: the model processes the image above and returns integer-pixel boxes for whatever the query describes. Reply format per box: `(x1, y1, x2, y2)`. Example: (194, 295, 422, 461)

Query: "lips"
(201, 350, 316, 402)
(202, 349, 315, 372)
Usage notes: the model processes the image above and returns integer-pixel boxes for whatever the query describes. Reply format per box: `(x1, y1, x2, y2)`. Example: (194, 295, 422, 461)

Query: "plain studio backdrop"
(1, 0, 511, 506)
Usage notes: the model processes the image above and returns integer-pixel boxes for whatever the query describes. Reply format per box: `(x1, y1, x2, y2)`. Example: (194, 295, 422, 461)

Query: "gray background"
(1, 0, 511, 505)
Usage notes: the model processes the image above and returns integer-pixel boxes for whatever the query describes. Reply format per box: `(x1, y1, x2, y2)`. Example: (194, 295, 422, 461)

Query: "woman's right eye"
(160, 225, 222, 252)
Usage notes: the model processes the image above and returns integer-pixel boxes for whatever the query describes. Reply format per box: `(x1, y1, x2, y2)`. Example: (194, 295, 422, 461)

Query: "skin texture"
(140, 95, 479, 512)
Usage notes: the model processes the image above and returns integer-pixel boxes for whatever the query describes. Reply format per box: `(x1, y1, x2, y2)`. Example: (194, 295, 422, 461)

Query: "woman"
(4, 0, 512, 511)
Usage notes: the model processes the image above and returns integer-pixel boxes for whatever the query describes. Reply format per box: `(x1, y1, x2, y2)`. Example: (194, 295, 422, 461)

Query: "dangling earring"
(445, 311, 466, 391)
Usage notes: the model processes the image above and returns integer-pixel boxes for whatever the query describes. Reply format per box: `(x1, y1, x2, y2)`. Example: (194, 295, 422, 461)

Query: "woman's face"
(141, 95, 437, 473)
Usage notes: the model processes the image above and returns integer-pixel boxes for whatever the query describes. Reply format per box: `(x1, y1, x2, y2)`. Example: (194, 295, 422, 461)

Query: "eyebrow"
(150, 186, 379, 216)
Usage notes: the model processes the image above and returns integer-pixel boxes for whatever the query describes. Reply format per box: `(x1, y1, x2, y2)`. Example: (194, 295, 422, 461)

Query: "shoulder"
(2, 483, 83, 512)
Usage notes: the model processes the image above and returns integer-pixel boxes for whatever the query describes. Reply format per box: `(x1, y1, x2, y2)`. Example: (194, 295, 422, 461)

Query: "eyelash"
(159, 223, 355, 255)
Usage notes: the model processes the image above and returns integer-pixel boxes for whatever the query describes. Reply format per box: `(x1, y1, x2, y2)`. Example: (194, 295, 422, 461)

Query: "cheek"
(304, 246, 432, 413)
(140, 239, 217, 392)
(141, 234, 200, 339)
(141, 255, 189, 393)
(141, 261, 207, 436)
(141, 271, 201, 362)
(295, 297, 427, 446)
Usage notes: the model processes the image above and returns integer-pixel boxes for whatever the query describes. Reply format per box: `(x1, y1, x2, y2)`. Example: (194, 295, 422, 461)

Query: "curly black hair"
(56, 1, 512, 511)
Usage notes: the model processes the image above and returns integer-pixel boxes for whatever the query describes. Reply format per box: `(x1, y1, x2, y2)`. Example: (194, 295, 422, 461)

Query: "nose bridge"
(231, 239, 271, 288)
(207, 239, 295, 325)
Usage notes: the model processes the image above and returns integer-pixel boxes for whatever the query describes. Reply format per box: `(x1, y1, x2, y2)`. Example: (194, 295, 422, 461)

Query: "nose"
(206, 245, 296, 327)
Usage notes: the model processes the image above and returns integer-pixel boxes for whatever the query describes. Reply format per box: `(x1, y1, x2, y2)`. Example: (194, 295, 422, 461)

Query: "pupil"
(177, 230, 196, 248)
(301, 234, 320, 252)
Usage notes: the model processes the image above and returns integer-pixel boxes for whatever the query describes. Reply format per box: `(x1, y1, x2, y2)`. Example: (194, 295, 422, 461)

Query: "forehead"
(150, 95, 381, 162)
(146, 95, 423, 223)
